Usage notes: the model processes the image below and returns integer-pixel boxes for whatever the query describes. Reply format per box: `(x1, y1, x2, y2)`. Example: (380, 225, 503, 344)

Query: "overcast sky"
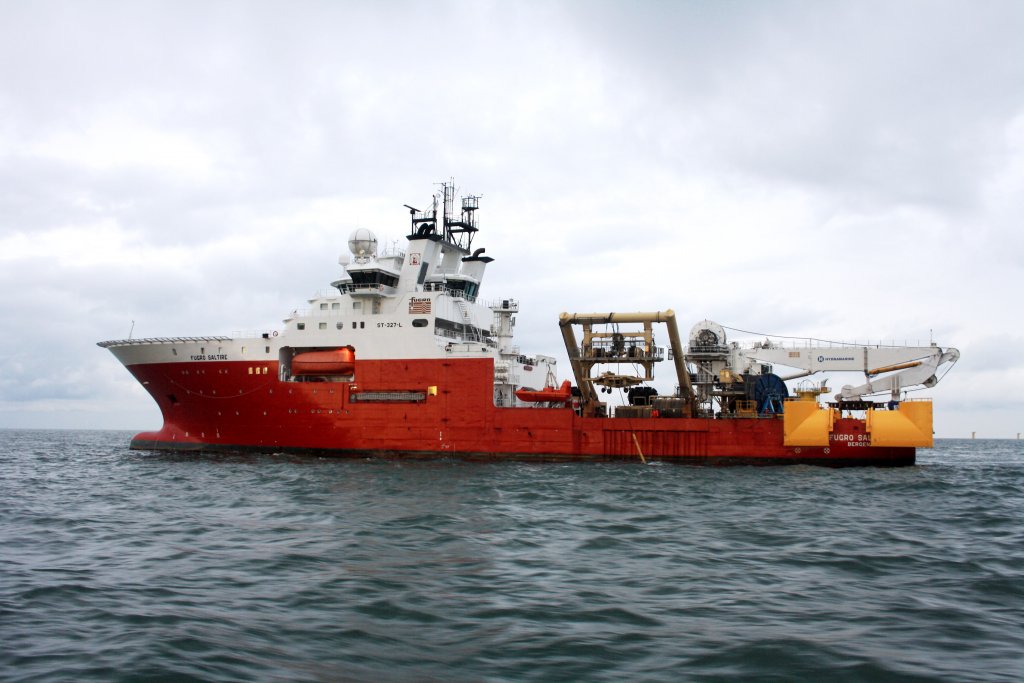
(1, 0, 1022, 437)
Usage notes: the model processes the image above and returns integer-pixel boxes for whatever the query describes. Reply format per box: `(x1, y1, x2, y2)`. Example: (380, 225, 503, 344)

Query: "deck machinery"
(559, 313, 959, 426)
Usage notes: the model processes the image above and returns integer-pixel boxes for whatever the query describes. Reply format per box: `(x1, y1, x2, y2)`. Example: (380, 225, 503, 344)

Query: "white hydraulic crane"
(738, 341, 960, 401)
(685, 320, 960, 405)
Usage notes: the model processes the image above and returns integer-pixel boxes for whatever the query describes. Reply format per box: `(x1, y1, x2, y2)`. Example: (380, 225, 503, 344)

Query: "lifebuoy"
(273, 331, 278, 337)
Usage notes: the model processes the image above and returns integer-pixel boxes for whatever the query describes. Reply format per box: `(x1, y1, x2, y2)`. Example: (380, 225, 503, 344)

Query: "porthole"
(412, 318, 429, 328)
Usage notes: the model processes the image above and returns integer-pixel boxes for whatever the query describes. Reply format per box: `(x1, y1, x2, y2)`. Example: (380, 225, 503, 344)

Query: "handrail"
(97, 336, 231, 348)
(682, 339, 938, 353)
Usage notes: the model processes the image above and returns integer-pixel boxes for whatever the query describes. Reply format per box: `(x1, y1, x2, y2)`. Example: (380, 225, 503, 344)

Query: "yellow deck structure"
(783, 399, 933, 448)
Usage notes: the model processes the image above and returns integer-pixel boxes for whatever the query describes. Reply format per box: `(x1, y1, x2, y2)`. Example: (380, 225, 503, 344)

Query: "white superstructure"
(269, 182, 557, 403)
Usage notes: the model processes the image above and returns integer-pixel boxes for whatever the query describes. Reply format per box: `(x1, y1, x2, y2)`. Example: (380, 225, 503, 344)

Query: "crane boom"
(683, 320, 959, 411)
(733, 343, 959, 401)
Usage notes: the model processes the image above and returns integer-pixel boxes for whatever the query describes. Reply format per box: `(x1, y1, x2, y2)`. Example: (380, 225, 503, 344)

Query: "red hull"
(125, 358, 914, 466)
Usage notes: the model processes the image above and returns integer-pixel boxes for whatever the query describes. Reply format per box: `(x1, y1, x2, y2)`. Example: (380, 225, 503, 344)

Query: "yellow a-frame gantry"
(558, 310, 695, 417)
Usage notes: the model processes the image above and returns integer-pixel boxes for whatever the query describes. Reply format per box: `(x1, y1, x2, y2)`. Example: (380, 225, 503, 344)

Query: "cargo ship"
(99, 182, 959, 465)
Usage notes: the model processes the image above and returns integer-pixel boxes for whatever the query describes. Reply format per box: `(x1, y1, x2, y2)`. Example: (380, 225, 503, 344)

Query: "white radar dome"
(348, 228, 378, 258)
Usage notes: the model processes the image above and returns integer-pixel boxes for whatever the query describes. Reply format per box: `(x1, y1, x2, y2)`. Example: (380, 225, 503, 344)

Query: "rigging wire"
(720, 324, 913, 348)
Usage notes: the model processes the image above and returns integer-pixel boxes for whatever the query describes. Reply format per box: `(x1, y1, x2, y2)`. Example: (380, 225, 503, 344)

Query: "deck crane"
(685, 320, 959, 413)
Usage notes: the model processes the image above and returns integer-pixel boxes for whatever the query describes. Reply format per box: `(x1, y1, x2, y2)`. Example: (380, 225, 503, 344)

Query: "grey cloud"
(568, 1, 1024, 210)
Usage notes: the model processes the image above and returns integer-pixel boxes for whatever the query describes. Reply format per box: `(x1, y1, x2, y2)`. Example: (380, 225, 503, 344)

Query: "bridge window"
(349, 270, 399, 288)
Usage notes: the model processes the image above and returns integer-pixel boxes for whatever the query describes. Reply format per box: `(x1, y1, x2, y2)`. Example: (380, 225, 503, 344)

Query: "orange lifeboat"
(292, 347, 355, 376)
(516, 380, 572, 403)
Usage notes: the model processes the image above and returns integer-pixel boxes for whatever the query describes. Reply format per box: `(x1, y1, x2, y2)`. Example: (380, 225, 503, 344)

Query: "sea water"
(1, 430, 1022, 682)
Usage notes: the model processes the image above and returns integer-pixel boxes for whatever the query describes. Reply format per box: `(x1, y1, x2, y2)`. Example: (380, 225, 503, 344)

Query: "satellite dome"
(348, 228, 378, 258)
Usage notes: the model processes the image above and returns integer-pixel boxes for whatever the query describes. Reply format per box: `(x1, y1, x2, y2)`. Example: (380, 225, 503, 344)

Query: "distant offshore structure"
(99, 181, 959, 466)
